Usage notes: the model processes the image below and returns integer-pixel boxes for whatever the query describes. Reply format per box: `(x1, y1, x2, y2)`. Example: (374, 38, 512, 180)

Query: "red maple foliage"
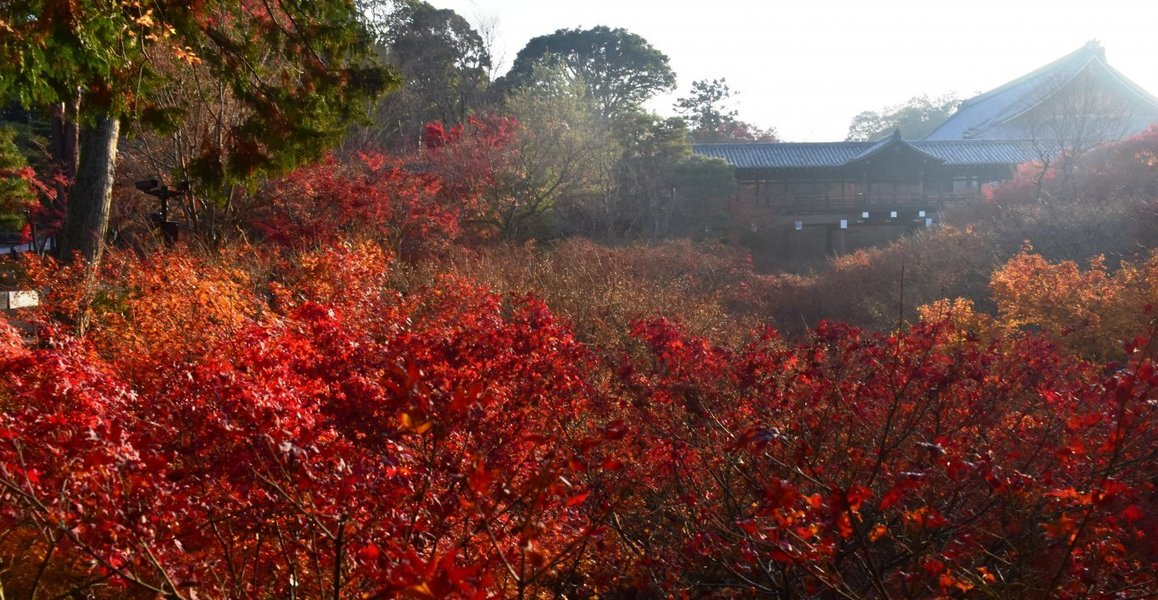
(421, 115, 520, 241)
(3, 243, 1156, 597)
(589, 317, 1158, 596)
(5, 122, 1158, 596)
(1, 246, 604, 598)
(248, 152, 460, 260)
(987, 125, 1158, 207)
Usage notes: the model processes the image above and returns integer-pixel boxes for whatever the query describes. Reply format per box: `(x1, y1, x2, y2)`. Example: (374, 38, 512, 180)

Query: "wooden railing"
(745, 191, 983, 215)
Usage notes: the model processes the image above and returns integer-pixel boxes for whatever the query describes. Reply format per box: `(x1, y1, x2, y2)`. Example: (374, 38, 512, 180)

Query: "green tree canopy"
(0, 0, 396, 263)
(499, 63, 618, 239)
(674, 78, 779, 143)
(0, 125, 37, 232)
(499, 26, 675, 119)
(611, 112, 691, 237)
(674, 79, 738, 139)
(671, 154, 735, 235)
(356, 0, 491, 149)
(846, 93, 959, 141)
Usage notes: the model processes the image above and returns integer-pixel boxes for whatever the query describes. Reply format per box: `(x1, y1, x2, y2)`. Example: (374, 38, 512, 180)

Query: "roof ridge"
(919, 42, 1138, 141)
(847, 130, 942, 164)
(1097, 58, 1158, 107)
(992, 47, 1158, 128)
(693, 139, 1043, 169)
(956, 41, 1102, 110)
(692, 141, 873, 147)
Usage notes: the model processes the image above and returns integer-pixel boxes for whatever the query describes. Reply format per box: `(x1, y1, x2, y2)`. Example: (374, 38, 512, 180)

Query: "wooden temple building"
(695, 133, 1039, 221)
(694, 41, 1158, 256)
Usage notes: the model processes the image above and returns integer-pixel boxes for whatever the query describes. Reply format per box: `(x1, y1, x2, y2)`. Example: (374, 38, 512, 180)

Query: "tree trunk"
(49, 98, 80, 180)
(59, 114, 121, 265)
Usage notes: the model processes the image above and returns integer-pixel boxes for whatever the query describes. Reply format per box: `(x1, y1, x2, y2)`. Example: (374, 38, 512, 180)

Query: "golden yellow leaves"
(398, 412, 432, 435)
(121, 4, 172, 41)
(990, 247, 1157, 359)
(922, 246, 1158, 360)
(173, 45, 203, 66)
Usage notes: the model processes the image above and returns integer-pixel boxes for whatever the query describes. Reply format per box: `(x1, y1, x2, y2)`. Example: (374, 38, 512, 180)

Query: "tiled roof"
(694, 139, 1041, 170)
(695, 142, 874, 169)
(848, 129, 913, 163)
(915, 140, 1042, 165)
(922, 41, 1158, 141)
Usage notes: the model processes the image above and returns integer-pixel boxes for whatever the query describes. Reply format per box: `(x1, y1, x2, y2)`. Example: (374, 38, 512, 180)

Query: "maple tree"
(248, 152, 460, 260)
(420, 115, 519, 241)
(0, 0, 394, 264)
(950, 246, 1158, 360)
(988, 129, 1158, 209)
(1, 243, 609, 598)
(979, 125, 1158, 260)
(423, 71, 619, 240)
(3, 238, 1158, 596)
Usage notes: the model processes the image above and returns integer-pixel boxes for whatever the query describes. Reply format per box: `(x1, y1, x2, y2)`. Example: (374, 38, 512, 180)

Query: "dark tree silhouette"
(498, 26, 675, 119)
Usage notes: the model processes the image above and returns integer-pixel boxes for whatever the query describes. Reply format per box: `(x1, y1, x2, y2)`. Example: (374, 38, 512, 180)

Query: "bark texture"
(59, 115, 120, 264)
(50, 99, 80, 179)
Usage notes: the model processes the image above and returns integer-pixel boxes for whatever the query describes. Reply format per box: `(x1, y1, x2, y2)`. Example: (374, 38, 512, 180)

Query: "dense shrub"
(3, 244, 1157, 597)
(2, 245, 603, 598)
(747, 225, 999, 333)
(4, 82, 1158, 600)
(588, 317, 1158, 596)
(248, 153, 459, 261)
(919, 247, 1158, 361)
(442, 238, 769, 347)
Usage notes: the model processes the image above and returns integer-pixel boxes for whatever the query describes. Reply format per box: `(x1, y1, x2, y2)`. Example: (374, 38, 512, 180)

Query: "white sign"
(0, 290, 39, 310)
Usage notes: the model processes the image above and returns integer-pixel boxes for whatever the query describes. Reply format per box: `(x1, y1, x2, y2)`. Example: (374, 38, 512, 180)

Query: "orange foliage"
(916, 297, 999, 340)
(989, 246, 1158, 359)
(21, 250, 258, 369)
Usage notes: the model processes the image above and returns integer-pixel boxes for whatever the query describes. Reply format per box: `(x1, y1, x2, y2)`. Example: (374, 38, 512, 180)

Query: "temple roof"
(694, 137, 1041, 171)
(922, 41, 1158, 141)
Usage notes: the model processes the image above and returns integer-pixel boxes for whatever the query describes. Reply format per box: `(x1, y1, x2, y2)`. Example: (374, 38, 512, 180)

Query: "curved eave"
(845, 131, 946, 166)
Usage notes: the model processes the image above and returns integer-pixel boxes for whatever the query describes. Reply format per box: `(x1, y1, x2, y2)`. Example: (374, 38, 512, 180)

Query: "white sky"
(427, 0, 1158, 141)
